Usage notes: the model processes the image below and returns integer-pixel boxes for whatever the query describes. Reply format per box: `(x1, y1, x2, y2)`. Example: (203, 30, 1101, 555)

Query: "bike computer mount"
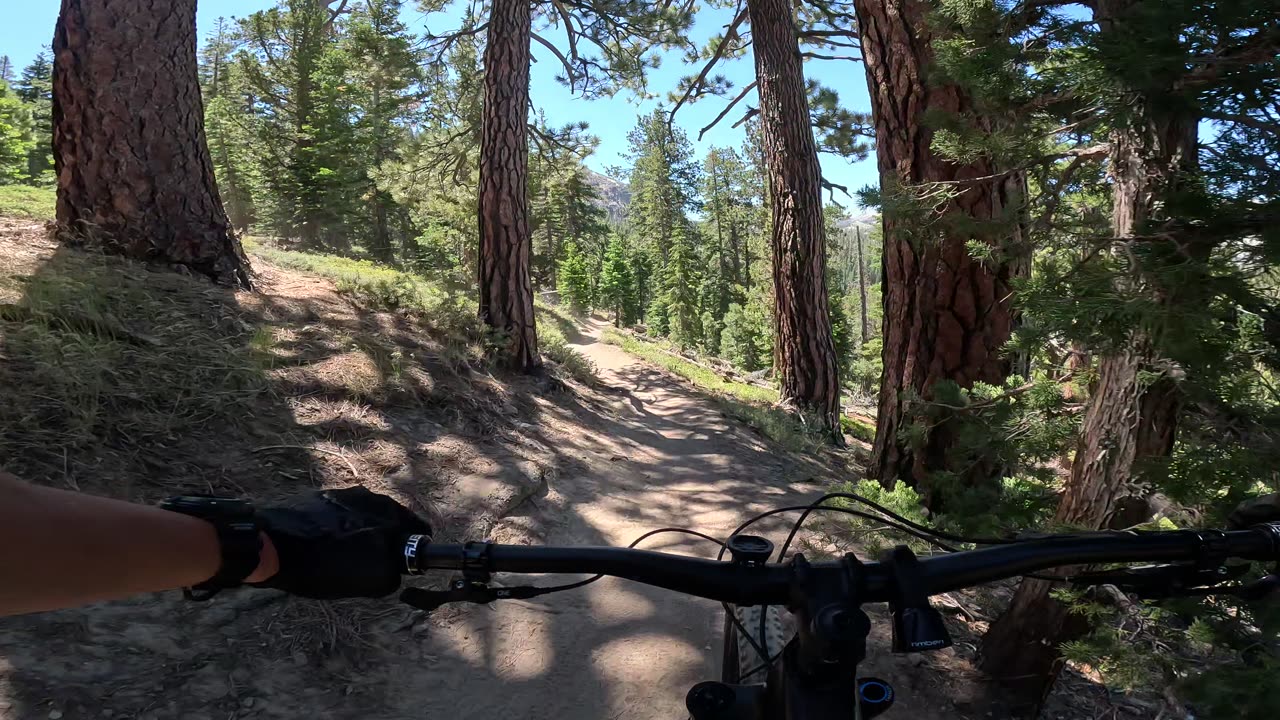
(687, 539, 951, 720)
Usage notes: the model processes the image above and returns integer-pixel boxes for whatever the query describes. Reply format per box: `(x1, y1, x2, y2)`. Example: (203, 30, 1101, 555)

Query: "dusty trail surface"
(0, 222, 1142, 720)
(397, 315, 828, 719)
(0, 234, 844, 720)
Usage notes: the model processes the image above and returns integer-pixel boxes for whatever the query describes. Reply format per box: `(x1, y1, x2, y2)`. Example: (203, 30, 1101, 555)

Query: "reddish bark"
(476, 0, 540, 370)
(52, 0, 251, 288)
(747, 0, 842, 435)
(853, 0, 1027, 505)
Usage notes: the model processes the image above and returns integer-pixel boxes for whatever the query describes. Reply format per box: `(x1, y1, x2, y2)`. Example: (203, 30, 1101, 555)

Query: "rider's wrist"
(245, 533, 279, 584)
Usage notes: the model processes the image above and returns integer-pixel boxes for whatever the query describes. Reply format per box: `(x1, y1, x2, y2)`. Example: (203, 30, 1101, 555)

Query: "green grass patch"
(601, 327, 836, 452)
(246, 237, 462, 313)
(246, 238, 481, 343)
(0, 185, 56, 220)
(248, 239, 597, 383)
(534, 301, 598, 386)
(602, 328, 777, 403)
(840, 415, 876, 443)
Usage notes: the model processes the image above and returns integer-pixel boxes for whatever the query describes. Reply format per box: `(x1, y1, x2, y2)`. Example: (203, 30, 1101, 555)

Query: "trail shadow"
(0, 234, 572, 719)
(369, 322, 852, 720)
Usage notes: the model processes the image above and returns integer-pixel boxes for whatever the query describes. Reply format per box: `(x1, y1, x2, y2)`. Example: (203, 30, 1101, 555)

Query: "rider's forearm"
(0, 471, 277, 617)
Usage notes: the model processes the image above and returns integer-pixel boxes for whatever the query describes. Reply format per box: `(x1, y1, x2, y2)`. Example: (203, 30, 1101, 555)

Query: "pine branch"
(822, 177, 851, 204)
(731, 107, 759, 129)
(927, 144, 1108, 188)
(1004, 0, 1093, 33)
(1180, 28, 1280, 88)
(802, 52, 861, 61)
(925, 374, 1077, 413)
(1203, 110, 1280, 136)
(1033, 150, 1102, 233)
(422, 22, 489, 62)
(697, 80, 757, 140)
(667, 6, 749, 129)
(324, 0, 349, 33)
(531, 32, 580, 91)
(550, 0, 581, 67)
(798, 29, 859, 39)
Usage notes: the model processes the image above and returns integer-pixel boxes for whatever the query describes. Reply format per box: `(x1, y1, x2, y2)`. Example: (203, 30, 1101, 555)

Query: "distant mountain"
(585, 169, 631, 225)
(837, 212, 879, 231)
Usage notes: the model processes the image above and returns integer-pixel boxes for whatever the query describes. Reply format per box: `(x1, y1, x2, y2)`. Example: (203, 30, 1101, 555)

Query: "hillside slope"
(0, 214, 1127, 720)
(0, 220, 846, 720)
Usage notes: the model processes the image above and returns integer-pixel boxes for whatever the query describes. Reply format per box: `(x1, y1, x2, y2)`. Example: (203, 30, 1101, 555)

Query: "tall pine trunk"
(855, 225, 869, 343)
(853, 0, 1026, 507)
(748, 0, 842, 437)
(477, 0, 539, 370)
(979, 0, 1196, 704)
(52, 0, 250, 289)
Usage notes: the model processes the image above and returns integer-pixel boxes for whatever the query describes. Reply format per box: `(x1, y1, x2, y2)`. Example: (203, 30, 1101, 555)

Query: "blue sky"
(2, 1, 877, 207)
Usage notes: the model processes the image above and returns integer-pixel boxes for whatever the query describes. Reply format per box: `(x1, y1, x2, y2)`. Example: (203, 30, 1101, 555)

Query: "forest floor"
(0, 217, 1141, 720)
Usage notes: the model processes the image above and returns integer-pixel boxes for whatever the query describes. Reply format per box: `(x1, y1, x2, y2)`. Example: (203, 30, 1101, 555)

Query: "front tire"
(720, 604, 787, 685)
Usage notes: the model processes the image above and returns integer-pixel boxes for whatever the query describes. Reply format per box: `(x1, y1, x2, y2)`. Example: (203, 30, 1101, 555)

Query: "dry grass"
(0, 230, 532, 507)
(245, 238, 598, 386)
(0, 235, 276, 496)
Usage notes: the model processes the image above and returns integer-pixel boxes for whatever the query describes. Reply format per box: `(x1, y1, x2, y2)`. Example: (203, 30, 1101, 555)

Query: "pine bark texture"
(747, 0, 842, 435)
(978, 0, 1197, 704)
(476, 0, 539, 371)
(52, 0, 251, 289)
(853, 0, 1026, 505)
(856, 226, 870, 343)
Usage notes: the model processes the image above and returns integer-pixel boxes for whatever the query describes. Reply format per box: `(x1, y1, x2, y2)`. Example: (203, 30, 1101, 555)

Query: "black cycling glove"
(253, 486, 431, 599)
(1228, 493, 1280, 530)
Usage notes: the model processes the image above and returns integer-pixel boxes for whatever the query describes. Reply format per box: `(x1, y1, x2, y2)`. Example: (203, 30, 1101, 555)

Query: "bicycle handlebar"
(406, 524, 1280, 605)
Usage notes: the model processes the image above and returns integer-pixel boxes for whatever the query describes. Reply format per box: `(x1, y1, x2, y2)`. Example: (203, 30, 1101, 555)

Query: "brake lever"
(1233, 574, 1280, 601)
(400, 578, 545, 613)
(1071, 563, 1249, 598)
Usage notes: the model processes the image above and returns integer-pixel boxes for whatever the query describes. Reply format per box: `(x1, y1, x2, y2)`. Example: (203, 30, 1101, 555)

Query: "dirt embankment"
(0, 225, 843, 720)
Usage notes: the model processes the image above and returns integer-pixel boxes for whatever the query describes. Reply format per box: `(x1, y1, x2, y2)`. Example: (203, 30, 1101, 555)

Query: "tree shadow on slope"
(0, 234, 579, 720)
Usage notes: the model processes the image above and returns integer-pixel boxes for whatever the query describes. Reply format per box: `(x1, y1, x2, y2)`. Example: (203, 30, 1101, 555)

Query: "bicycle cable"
(718, 501, 960, 673)
(799, 492, 1017, 546)
(719, 504, 960, 561)
(767, 498, 1070, 582)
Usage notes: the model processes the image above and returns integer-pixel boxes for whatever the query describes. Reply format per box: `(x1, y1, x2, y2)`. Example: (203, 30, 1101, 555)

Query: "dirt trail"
(393, 316, 829, 720)
(0, 233, 1135, 720)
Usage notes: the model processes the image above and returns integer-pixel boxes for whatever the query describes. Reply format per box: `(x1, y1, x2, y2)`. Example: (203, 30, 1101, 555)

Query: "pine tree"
(0, 80, 35, 185)
(200, 18, 258, 232)
(52, 0, 250, 287)
(625, 110, 700, 269)
(237, 0, 359, 248)
(14, 53, 52, 184)
(469, 0, 690, 369)
(475, 0, 540, 369)
(378, 18, 484, 275)
(598, 234, 636, 326)
(748, 0, 844, 437)
(530, 147, 610, 290)
(663, 224, 702, 348)
(852, 0, 1031, 505)
(343, 0, 425, 263)
(557, 241, 595, 311)
(955, 0, 1280, 710)
(702, 147, 754, 308)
